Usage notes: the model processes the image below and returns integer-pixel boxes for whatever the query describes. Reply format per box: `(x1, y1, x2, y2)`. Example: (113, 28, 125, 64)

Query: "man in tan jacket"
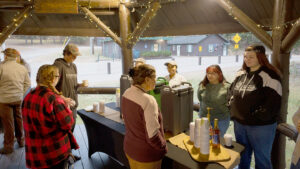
(0, 48, 30, 154)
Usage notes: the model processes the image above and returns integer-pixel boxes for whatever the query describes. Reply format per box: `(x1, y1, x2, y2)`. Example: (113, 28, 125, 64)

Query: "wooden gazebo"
(1, 0, 300, 168)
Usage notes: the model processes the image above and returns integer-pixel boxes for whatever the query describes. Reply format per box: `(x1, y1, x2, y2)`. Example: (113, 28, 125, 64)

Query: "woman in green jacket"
(198, 64, 230, 137)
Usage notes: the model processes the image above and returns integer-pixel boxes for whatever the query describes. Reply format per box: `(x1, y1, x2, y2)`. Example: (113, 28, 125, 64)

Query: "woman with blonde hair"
(122, 64, 167, 169)
(22, 65, 79, 169)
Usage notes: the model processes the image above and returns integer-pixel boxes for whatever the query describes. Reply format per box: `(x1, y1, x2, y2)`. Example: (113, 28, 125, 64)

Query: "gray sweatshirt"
(53, 58, 79, 108)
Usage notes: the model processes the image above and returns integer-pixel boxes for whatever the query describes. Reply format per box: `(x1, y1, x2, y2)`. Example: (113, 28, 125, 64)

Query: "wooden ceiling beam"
(281, 17, 300, 52)
(79, 0, 123, 9)
(143, 23, 245, 37)
(0, 5, 33, 45)
(215, 0, 272, 49)
(0, 1, 32, 6)
(80, 6, 121, 46)
(90, 9, 116, 15)
(127, 0, 161, 47)
(78, 0, 179, 9)
(14, 27, 107, 36)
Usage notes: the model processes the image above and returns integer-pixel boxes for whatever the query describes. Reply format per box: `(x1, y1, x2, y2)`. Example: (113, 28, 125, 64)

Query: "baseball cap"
(134, 58, 146, 64)
(64, 43, 81, 56)
(164, 60, 177, 67)
(1, 48, 20, 58)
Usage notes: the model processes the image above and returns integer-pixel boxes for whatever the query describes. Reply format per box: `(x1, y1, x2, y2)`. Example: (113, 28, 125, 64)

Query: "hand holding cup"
(82, 80, 89, 87)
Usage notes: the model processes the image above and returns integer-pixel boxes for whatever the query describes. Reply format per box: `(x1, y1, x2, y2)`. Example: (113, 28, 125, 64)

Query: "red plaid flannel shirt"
(22, 86, 79, 169)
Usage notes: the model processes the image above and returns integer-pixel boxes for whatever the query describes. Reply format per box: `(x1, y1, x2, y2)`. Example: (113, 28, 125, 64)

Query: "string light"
(224, 0, 299, 31)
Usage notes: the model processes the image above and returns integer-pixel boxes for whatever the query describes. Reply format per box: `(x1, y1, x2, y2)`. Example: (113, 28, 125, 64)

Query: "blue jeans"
(234, 120, 277, 169)
(290, 159, 300, 169)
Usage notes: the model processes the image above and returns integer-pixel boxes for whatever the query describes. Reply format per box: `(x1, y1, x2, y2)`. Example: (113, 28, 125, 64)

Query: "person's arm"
(252, 76, 282, 122)
(53, 95, 74, 131)
(23, 72, 31, 95)
(144, 96, 167, 152)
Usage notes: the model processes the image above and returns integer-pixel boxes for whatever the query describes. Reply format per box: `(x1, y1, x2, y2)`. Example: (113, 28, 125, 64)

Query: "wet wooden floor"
(0, 121, 126, 169)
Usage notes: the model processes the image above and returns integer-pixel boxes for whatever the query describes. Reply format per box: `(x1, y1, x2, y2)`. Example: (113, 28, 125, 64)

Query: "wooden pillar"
(272, 52, 290, 169)
(0, 6, 33, 45)
(119, 2, 132, 74)
(271, 0, 284, 69)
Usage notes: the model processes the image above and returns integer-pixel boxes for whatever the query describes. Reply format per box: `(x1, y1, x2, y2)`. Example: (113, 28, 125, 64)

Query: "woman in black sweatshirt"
(228, 45, 282, 169)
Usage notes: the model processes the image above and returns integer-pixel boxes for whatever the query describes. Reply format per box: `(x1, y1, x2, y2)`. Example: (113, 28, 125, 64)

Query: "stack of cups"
(189, 122, 195, 142)
(93, 102, 99, 113)
(99, 101, 105, 113)
(194, 118, 201, 148)
(199, 117, 210, 155)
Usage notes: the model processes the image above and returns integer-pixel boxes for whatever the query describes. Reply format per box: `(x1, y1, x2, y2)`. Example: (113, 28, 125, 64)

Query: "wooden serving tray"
(183, 137, 231, 162)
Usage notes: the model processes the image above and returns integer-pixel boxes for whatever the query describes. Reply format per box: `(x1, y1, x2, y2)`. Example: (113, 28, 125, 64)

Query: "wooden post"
(0, 6, 33, 45)
(107, 62, 111, 74)
(80, 6, 122, 46)
(272, 52, 290, 169)
(215, 0, 272, 49)
(198, 56, 202, 65)
(119, 2, 132, 74)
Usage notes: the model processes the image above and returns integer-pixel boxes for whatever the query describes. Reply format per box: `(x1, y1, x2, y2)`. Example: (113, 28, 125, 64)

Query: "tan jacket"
(0, 58, 31, 103)
(292, 107, 300, 165)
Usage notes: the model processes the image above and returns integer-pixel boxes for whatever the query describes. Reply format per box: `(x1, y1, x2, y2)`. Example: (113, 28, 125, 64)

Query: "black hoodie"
(228, 66, 282, 125)
(53, 58, 78, 110)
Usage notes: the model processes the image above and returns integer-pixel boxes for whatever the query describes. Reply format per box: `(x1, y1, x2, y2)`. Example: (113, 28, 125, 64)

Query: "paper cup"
(93, 103, 99, 113)
(224, 134, 233, 147)
(189, 122, 195, 142)
(99, 101, 105, 113)
(82, 80, 88, 87)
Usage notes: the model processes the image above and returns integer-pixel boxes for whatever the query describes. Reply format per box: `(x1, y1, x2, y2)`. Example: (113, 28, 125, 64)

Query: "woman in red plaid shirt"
(22, 65, 79, 169)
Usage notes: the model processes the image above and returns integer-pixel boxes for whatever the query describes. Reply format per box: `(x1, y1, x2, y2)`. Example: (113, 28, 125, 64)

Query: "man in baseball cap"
(164, 60, 177, 67)
(63, 43, 81, 57)
(164, 60, 186, 87)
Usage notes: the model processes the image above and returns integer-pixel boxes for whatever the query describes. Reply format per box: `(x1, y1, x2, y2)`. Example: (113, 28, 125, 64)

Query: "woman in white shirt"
(164, 60, 186, 87)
